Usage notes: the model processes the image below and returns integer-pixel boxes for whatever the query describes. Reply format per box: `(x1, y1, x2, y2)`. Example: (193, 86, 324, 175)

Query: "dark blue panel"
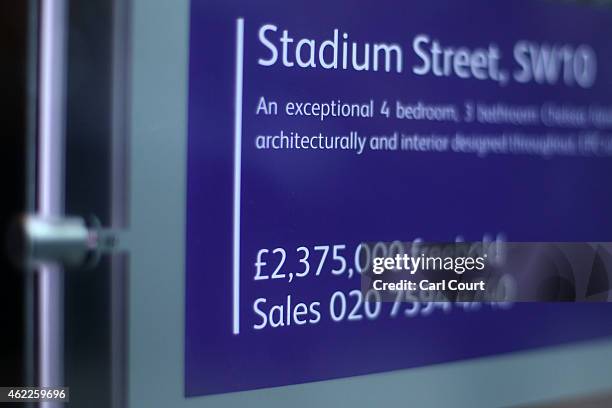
(186, 0, 612, 396)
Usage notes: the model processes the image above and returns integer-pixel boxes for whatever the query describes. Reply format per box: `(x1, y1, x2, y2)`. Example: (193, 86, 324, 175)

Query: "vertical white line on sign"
(233, 18, 244, 335)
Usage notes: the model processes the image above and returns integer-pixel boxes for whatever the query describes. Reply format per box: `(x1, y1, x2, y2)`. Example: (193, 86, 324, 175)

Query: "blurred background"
(1, 0, 29, 389)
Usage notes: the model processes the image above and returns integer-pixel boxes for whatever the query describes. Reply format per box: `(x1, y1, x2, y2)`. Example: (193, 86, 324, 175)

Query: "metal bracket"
(9, 215, 122, 270)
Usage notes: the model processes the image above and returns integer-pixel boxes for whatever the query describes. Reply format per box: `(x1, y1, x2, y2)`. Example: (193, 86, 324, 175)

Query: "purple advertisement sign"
(186, 0, 612, 396)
